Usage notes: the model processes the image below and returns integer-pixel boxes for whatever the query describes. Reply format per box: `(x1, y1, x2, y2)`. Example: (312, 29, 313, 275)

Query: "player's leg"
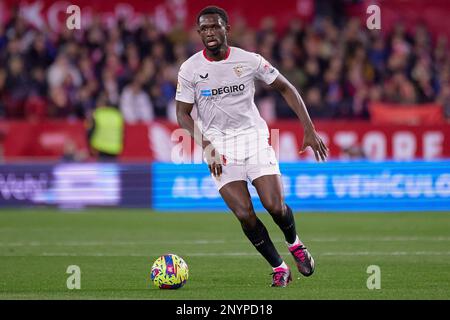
(251, 174, 315, 277)
(251, 174, 295, 241)
(218, 180, 291, 287)
(246, 144, 315, 277)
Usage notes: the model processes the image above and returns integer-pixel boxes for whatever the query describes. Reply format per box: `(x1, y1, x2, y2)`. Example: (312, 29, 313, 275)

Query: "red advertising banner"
(0, 0, 313, 33)
(0, 120, 88, 160)
(1, 120, 450, 161)
(369, 103, 444, 125)
(275, 120, 450, 161)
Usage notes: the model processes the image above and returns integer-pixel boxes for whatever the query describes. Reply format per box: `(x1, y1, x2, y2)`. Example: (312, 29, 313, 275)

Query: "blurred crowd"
(0, 9, 449, 123)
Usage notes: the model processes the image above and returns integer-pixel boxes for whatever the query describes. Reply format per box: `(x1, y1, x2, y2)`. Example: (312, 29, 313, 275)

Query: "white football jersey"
(175, 46, 279, 161)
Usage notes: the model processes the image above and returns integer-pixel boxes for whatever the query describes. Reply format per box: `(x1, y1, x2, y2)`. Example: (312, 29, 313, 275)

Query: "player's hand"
(300, 129, 328, 162)
(204, 143, 223, 177)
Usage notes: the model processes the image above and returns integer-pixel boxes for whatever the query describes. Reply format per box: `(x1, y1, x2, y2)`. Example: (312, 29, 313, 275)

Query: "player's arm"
(269, 74, 328, 161)
(176, 101, 222, 177)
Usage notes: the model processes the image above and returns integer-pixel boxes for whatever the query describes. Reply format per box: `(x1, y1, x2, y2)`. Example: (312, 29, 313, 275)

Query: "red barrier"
(279, 120, 450, 161)
(369, 103, 444, 125)
(1, 120, 88, 160)
(1, 120, 450, 161)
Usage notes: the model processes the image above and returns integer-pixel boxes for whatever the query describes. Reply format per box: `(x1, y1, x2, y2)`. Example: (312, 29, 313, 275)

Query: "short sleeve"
(175, 64, 195, 104)
(254, 54, 279, 85)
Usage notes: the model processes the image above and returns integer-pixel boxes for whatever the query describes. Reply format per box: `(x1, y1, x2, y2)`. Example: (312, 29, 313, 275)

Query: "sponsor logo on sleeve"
(263, 63, 275, 74)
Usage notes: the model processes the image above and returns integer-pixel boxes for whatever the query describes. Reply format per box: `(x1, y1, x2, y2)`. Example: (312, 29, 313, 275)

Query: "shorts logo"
(233, 64, 244, 77)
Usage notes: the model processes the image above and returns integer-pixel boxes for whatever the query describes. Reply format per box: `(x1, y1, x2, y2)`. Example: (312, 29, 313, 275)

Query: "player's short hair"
(197, 6, 229, 25)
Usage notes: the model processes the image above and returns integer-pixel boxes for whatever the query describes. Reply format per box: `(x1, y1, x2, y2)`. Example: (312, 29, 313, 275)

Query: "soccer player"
(175, 6, 328, 287)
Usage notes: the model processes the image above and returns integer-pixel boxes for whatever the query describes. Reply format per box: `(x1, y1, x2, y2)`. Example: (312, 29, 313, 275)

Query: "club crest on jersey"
(233, 64, 244, 77)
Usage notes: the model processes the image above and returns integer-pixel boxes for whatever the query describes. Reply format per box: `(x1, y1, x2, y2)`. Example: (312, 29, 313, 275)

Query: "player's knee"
(233, 201, 253, 216)
(240, 215, 258, 231)
(264, 198, 284, 216)
(233, 203, 256, 228)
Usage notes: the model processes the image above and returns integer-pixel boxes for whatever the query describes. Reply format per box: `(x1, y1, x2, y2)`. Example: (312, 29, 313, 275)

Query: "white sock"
(273, 261, 288, 271)
(287, 235, 300, 248)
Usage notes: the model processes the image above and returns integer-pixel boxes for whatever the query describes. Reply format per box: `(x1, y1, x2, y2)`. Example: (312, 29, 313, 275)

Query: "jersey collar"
(202, 47, 231, 62)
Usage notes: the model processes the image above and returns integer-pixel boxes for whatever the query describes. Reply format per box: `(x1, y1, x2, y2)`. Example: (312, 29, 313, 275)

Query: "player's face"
(197, 14, 229, 52)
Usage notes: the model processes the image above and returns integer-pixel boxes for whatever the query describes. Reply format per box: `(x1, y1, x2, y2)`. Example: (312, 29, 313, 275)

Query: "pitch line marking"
(1, 237, 450, 247)
(1, 251, 450, 257)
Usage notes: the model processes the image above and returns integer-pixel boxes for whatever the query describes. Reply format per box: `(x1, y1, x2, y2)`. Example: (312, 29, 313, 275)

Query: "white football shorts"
(211, 146, 281, 190)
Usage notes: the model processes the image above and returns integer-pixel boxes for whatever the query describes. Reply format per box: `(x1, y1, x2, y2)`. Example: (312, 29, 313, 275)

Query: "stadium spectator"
(29, 66, 48, 97)
(26, 33, 53, 70)
(47, 53, 82, 89)
(101, 69, 120, 107)
(437, 83, 450, 121)
(305, 86, 332, 118)
(48, 86, 73, 118)
(0, 67, 6, 117)
(119, 73, 154, 123)
(4, 55, 29, 117)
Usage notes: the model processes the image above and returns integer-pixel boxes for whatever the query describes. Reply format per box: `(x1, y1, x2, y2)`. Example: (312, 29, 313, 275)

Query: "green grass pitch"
(0, 209, 449, 299)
